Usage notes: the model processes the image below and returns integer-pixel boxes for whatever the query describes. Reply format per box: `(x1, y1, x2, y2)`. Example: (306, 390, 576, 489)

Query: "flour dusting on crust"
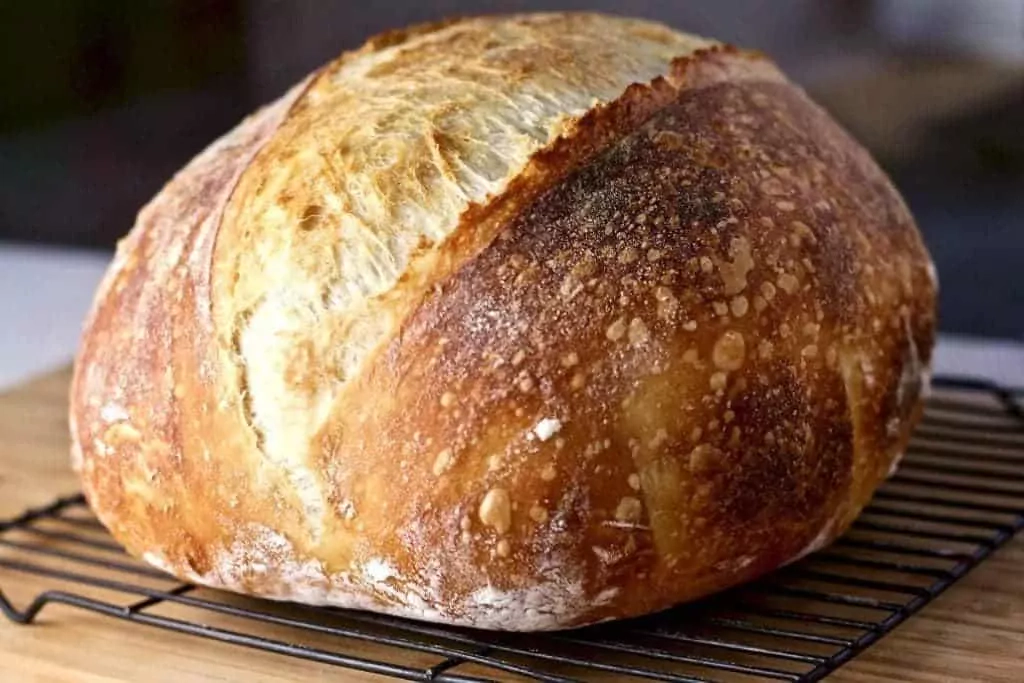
(142, 523, 613, 629)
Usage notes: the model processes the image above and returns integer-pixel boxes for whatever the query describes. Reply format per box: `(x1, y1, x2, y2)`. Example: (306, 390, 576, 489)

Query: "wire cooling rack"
(1, 376, 1022, 682)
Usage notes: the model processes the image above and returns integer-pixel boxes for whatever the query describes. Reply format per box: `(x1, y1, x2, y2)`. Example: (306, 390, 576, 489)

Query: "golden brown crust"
(70, 14, 936, 630)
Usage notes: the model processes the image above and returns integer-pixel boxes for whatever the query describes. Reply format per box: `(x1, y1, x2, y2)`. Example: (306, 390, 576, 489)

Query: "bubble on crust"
(439, 392, 457, 408)
(628, 317, 650, 346)
(728, 425, 742, 446)
(688, 444, 722, 473)
(495, 539, 511, 558)
(540, 463, 557, 481)
(720, 237, 754, 295)
(105, 422, 141, 445)
(479, 488, 512, 534)
(730, 295, 749, 318)
(570, 372, 587, 390)
(614, 496, 643, 522)
(628, 473, 641, 490)
(433, 448, 454, 476)
(572, 252, 599, 278)
(712, 331, 746, 371)
(529, 504, 549, 523)
(560, 273, 584, 301)
(618, 246, 639, 264)
(606, 316, 627, 341)
(654, 286, 678, 320)
(790, 220, 816, 245)
(777, 272, 799, 294)
(533, 417, 563, 442)
(709, 372, 728, 391)
(561, 351, 579, 367)
(683, 320, 698, 332)
(648, 428, 669, 450)
(760, 177, 786, 196)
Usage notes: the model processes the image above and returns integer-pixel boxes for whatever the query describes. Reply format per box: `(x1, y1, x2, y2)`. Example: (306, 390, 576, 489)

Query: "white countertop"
(1, 244, 112, 389)
(2, 243, 1022, 391)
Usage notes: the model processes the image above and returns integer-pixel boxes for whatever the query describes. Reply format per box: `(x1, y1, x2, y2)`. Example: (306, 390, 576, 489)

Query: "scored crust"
(70, 13, 936, 630)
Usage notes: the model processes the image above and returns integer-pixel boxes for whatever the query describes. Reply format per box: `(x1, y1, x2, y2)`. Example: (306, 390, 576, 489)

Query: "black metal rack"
(1, 375, 1022, 682)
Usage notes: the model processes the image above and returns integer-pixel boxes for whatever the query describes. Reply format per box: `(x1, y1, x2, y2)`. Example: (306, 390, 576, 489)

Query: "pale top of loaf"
(213, 14, 715, 533)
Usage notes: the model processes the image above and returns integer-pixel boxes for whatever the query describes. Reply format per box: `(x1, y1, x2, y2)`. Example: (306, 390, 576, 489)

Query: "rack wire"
(1, 375, 1022, 682)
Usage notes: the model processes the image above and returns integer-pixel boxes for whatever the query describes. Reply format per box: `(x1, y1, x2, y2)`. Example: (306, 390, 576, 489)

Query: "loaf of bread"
(70, 13, 937, 630)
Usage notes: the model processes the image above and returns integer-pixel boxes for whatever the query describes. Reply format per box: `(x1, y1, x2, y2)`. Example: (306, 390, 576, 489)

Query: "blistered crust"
(71, 14, 935, 631)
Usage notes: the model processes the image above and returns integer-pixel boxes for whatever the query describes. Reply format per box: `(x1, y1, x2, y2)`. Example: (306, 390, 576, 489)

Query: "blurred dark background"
(1, 0, 1021, 337)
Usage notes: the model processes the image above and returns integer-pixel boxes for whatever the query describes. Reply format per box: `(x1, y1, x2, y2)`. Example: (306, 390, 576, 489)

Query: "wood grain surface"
(1, 369, 1021, 682)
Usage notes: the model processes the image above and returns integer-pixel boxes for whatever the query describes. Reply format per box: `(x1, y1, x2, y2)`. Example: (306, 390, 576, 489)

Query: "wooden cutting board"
(1, 369, 1022, 682)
